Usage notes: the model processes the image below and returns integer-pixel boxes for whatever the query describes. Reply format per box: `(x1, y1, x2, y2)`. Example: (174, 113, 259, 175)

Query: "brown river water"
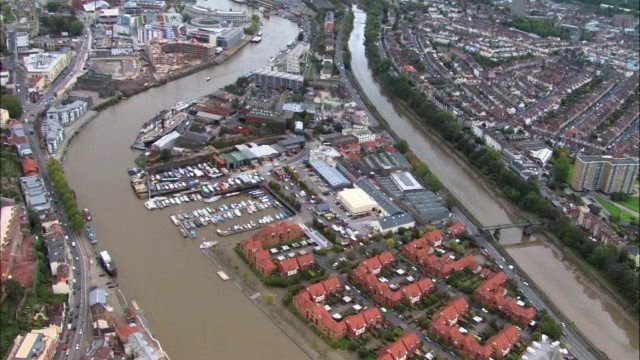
(61, 5, 638, 360)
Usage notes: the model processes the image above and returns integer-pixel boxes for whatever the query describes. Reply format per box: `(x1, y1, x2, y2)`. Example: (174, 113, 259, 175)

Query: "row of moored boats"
(145, 193, 220, 210)
(171, 198, 288, 238)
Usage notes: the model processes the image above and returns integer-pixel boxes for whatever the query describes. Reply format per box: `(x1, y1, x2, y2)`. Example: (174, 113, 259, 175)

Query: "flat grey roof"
(378, 213, 414, 230)
(310, 160, 351, 189)
(279, 136, 306, 147)
(579, 154, 638, 165)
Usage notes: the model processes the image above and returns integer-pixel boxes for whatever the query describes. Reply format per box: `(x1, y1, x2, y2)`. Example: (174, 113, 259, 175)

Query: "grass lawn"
(614, 197, 640, 214)
(596, 197, 638, 224)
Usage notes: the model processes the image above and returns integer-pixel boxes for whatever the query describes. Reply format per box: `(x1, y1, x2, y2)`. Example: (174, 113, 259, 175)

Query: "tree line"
(359, 0, 639, 314)
(40, 15, 84, 36)
(46, 158, 86, 232)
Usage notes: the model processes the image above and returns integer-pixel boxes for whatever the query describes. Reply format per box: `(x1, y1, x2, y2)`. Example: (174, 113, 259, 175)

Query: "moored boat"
(203, 195, 221, 203)
(200, 241, 218, 249)
(179, 228, 188, 238)
(83, 208, 92, 221)
(99, 250, 117, 276)
(85, 226, 97, 245)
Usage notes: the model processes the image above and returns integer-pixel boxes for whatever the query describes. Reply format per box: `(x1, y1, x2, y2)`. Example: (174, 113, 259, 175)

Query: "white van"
(71, 242, 76, 247)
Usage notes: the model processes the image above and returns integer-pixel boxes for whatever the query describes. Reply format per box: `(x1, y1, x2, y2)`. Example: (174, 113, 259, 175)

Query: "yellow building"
(24, 51, 71, 88)
(0, 108, 9, 129)
(8, 326, 60, 360)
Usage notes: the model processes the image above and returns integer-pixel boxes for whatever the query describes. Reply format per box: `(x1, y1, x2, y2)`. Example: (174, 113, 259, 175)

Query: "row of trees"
(244, 14, 261, 35)
(46, 158, 86, 231)
(359, 0, 639, 314)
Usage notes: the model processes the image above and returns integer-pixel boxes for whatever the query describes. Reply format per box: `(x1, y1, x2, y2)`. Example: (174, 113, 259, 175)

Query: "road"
(7, 12, 95, 360)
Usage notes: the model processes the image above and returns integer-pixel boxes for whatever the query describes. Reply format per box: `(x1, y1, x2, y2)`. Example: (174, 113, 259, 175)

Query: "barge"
(99, 250, 117, 276)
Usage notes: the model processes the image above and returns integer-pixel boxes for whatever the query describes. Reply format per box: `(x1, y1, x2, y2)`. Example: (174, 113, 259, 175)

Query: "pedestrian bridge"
(480, 219, 544, 232)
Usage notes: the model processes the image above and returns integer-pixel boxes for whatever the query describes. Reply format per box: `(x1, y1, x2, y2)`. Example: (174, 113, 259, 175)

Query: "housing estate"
(293, 277, 384, 340)
(351, 252, 435, 308)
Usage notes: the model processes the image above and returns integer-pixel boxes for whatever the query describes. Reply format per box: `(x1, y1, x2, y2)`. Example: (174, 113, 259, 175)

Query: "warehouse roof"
(355, 178, 403, 216)
(337, 188, 378, 213)
(390, 172, 423, 192)
(310, 160, 351, 189)
(377, 213, 415, 231)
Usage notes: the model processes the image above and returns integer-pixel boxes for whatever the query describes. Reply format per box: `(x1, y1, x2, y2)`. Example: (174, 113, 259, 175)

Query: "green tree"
(157, 148, 172, 162)
(0, 95, 23, 118)
(181, 13, 191, 23)
(589, 245, 619, 270)
(386, 238, 396, 249)
(297, 31, 304, 41)
(553, 156, 571, 183)
(264, 292, 276, 305)
(69, 20, 84, 36)
(394, 139, 409, 154)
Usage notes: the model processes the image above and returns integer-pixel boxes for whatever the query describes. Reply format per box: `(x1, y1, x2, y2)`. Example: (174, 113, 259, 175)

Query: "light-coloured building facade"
(253, 68, 304, 92)
(23, 51, 71, 88)
(0, 108, 10, 129)
(46, 100, 88, 126)
(7, 326, 60, 360)
(511, 0, 528, 17)
(42, 118, 65, 154)
(571, 155, 639, 194)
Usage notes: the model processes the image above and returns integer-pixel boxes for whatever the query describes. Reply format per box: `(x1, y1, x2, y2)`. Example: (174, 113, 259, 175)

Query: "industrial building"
(372, 213, 415, 234)
(253, 68, 304, 92)
(571, 155, 638, 194)
(390, 172, 423, 193)
(355, 178, 403, 217)
(310, 160, 352, 190)
(336, 188, 379, 215)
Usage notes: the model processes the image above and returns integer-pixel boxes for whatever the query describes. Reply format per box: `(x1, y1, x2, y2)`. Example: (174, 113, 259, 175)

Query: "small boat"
(189, 230, 197, 239)
(200, 241, 218, 249)
(204, 195, 221, 203)
(206, 77, 211, 81)
(83, 208, 92, 221)
(179, 228, 188, 238)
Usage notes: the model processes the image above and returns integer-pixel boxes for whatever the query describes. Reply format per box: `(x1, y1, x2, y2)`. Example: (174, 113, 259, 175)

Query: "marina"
(167, 191, 290, 238)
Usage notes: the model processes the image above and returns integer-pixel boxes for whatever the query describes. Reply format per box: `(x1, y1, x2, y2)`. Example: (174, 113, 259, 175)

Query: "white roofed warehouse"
(336, 188, 378, 215)
(390, 172, 424, 193)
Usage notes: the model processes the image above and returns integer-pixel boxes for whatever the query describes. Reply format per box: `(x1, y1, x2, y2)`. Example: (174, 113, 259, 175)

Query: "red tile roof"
(21, 158, 39, 177)
(116, 324, 139, 343)
(448, 222, 467, 236)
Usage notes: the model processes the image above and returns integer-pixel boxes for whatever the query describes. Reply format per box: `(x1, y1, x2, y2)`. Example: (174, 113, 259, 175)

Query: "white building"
(336, 188, 379, 215)
(23, 51, 70, 87)
(46, 100, 88, 126)
(342, 127, 377, 143)
(286, 42, 310, 75)
(15, 32, 30, 49)
(390, 172, 424, 192)
(42, 118, 65, 154)
(371, 213, 415, 234)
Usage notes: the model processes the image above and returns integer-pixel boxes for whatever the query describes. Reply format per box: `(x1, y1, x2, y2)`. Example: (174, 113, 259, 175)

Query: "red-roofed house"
(448, 222, 467, 237)
(424, 230, 444, 247)
(402, 64, 418, 74)
(352, 253, 434, 307)
(252, 222, 304, 248)
(487, 325, 520, 358)
(278, 258, 301, 278)
(22, 158, 39, 177)
(116, 324, 139, 344)
(293, 278, 384, 341)
(475, 272, 536, 325)
(377, 332, 422, 360)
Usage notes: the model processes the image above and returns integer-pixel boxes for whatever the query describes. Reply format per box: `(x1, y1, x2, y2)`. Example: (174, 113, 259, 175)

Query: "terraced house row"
(430, 298, 522, 360)
(402, 231, 481, 278)
(351, 252, 435, 307)
(293, 278, 384, 340)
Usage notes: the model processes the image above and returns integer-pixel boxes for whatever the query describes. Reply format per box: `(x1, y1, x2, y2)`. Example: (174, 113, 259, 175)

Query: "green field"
(596, 197, 638, 224)
(614, 197, 640, 214)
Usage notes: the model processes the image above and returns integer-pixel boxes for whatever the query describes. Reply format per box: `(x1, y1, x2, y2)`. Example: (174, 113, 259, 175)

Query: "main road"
(11, 12, 96, 359)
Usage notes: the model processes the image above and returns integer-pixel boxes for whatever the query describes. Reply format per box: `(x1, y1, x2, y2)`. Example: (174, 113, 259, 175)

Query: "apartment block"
(571, 155, 638, 194)
(253, 69, 304, 92)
